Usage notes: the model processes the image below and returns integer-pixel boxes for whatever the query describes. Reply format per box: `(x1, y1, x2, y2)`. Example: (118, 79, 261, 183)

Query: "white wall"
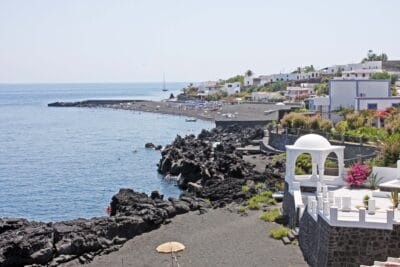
(259, 72, 320, 83)
(341, 71, 373, 80)
(358, 80, 390, 97)
(329, 81, 358, 110)
(324, 61, 382, 75)
(224, 82, 241, 96)
(355, 97, 400, 111)
(251, 92, 276, 101)
(329, 80, 390, 110)
(244, 75, 254, 86)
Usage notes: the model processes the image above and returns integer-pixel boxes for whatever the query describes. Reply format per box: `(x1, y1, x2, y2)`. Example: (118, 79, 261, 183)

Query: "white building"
(322, 61, 382, 75)
(258, 72, 321, 84)
(355, 97, 400, 111)
(244, 73, 255, 86)
(329, 80, 391, 111)
(223, 82, 241, 96)
(285, 86, 314, 101)
(251, 92, 282, 102)
(339, 69, 381, 80)
(197, 81, 221, 96)
(305, 96, 330, 112)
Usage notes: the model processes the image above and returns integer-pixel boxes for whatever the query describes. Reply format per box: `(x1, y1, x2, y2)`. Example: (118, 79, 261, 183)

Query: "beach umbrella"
(156, 241, 185, 253)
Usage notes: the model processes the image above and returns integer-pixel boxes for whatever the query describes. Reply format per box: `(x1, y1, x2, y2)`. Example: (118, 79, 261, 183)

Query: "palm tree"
(245, 70, 253, 77)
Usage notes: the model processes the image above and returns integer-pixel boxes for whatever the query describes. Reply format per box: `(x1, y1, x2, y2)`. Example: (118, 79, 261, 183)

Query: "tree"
(304, 65, 315, 73)
(314, 83, 328, 96)
(362, 50, 388, 63)
(370, 71, 398, 84)
(269, 81, 287, 92)
(222, 75, 244, 85)
(292, 67, 302, 74)
(335, 67, 343, 77)
(245, 70, 253, 77)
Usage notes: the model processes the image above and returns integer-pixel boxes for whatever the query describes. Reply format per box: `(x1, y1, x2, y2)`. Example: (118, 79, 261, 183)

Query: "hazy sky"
(0, 0, 399, 83)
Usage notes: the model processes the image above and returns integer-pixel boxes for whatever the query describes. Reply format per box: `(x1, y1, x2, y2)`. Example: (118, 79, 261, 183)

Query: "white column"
(337, 149, 345, 179)
(397, 159, 400, 180)
(359, 208, 366, 223)
(311, 153, 318, 179)
(318, 155, 325, 181)
(330, 207, 338, 222)
(323, 201, 330, 216)
(285, 149, 291, 182)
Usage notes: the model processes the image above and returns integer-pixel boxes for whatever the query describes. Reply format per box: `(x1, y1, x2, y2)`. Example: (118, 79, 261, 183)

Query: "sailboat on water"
(162, 73, 168, 92)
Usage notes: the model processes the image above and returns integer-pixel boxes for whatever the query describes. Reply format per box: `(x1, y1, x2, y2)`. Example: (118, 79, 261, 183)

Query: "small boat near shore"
(185, 118, 197, 122)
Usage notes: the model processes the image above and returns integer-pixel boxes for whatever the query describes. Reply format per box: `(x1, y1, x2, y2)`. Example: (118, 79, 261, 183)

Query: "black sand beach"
(77, 205, 307, 267)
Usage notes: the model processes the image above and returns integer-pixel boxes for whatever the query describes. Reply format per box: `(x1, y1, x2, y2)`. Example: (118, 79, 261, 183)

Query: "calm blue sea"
(0, 83, 213, 222)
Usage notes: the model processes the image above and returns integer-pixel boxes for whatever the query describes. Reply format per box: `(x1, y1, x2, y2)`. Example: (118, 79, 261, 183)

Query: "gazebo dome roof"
(293, 134, 331, 149)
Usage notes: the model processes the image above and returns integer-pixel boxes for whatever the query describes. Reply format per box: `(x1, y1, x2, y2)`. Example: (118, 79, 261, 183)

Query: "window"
(392, 103, 400, 108)
(367, 103, 378, 110)
(362, 73, 365, 77)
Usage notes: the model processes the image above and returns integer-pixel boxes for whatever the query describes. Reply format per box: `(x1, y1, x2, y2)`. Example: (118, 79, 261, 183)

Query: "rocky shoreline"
(0, 126, 284, 267)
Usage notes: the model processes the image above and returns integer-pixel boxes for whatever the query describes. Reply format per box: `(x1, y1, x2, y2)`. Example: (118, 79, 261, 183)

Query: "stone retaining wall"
(282, 183, 297, 228)
(299, 207, 400, 266)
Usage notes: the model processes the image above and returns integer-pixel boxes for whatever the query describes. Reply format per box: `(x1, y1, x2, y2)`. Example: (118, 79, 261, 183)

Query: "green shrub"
(319, 118, 333, 132)
(334, 121, 348, 134)
(255, 182, 264, 189)
(325, 159, 338, 168)
(241, 185, 250, 193)
(269, 227, 290, 239)
(248, 200, 260, 210)
(248, 191, 275, 210)
(238, 206, 246, 213)
(346, 113, 366, 130)
(308, 117, 320, 130)
(275, 180, 285, 191)
(381, 134, 400, 166)
(295, 154, 312, 174)
(295, 166, 306, 175)
(260, 208, 280, 222)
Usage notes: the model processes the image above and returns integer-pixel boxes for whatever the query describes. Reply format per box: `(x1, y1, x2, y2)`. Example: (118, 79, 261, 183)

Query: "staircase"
(282, 228, 299, 245)
(361, 257, 400, 267)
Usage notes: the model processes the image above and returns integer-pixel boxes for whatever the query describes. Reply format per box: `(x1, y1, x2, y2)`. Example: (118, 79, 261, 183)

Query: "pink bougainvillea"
(346, 163, 371, 186)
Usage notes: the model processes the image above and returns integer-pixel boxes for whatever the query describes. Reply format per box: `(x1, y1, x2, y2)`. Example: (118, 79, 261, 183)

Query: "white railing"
(307, 195, 395, 230)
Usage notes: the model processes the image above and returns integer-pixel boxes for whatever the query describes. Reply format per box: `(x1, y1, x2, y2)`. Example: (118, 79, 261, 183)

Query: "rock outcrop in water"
(0, 189, 208, 267)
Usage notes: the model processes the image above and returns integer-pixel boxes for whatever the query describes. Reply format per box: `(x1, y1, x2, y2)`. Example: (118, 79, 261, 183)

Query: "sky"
(0, 0, 399, 83)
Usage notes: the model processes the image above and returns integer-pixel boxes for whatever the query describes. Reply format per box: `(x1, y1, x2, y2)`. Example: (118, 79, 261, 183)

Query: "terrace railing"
(306, 195, 395, 230)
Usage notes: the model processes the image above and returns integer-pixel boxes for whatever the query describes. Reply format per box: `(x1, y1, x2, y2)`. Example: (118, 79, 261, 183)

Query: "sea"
(0, 83, 214, 222)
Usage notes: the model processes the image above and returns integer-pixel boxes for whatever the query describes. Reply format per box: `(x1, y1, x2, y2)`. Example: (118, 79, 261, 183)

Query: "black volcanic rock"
(0, 189, 207, 267)
(157, 125, 278, 206)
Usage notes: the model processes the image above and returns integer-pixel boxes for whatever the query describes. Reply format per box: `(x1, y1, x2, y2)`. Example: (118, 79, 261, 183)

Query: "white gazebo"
(285, 134, 345, 188)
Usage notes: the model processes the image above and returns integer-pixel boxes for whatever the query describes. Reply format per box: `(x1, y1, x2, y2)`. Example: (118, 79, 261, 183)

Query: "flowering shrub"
(346, 163, 371, 186)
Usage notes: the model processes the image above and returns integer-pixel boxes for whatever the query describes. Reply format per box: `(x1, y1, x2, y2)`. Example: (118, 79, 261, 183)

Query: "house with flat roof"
(339, 69, 382, 80)
(328, 79, 391, 111)
(305, 96, 330, 112)
(285, 86, 314, 102)
(223, 82, 241, 96)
